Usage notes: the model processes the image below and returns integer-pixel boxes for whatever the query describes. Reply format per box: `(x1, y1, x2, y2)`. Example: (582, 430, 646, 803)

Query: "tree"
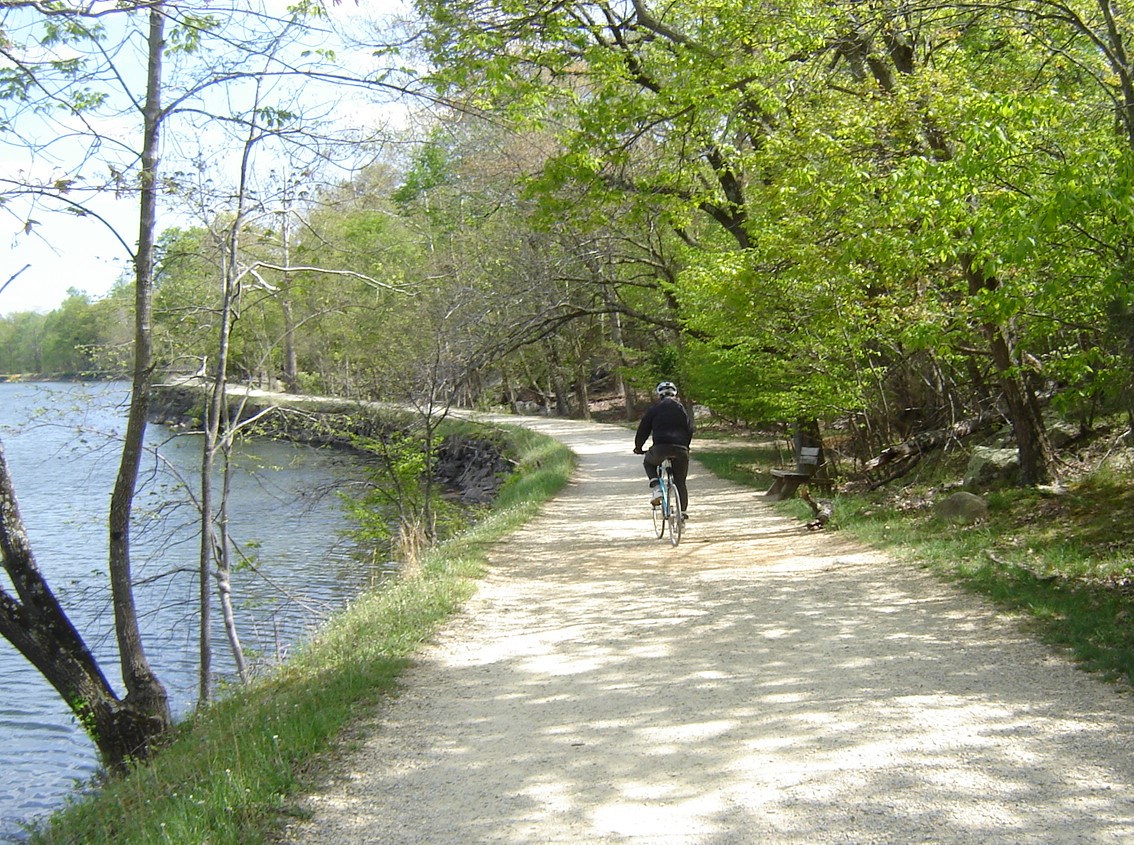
(280, 162, 424, 396)
(103, 0, 174, 763)
(0, 2, 173, 767)
(406, 0, 1134, 487)
(0, 0, 415, 765)
(157, 18, 418, 699)
(404, 1, 813, 413)
(378, 111, 684, 415)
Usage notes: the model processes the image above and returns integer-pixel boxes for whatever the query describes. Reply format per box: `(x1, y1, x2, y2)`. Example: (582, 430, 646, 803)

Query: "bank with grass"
(29, 420, 574, 845)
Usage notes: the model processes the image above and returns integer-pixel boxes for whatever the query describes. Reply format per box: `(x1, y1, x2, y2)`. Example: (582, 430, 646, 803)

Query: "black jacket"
(635, 397, 694, 451)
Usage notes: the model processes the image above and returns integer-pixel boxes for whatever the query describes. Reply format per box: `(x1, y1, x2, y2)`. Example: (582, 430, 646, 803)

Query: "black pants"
(643, 444, 689, 512)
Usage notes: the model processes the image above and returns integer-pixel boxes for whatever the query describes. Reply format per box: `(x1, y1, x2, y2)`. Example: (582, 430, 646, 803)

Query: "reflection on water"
(0, 381, 379, 841)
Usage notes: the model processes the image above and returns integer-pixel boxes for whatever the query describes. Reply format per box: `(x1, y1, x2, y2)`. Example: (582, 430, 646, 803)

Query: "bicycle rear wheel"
(666, 476, 682, 546)
(651, 490, 666, 538)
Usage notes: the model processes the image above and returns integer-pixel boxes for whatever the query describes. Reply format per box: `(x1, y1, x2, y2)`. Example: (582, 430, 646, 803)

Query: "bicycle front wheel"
(666, 479, 682, 546)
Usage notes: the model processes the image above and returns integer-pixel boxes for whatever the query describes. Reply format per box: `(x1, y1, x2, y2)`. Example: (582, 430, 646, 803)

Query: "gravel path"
(282, 416, 1134, 844)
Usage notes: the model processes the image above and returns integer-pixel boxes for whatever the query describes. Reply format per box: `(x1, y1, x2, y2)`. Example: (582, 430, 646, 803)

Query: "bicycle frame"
(652, 457, 683, 546)
(657, 459, 673, 517)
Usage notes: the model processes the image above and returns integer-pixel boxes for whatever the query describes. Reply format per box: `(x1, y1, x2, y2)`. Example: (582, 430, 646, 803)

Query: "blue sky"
(1, 196, 135, 316)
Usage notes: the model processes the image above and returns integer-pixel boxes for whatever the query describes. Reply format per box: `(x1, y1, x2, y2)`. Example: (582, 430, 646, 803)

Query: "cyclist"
(633, 380, 694, 518)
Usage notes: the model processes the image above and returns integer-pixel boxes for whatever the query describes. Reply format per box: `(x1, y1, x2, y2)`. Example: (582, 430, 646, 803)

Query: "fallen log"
(864, 410, 1002, 471)
(800, 490, 834, 530)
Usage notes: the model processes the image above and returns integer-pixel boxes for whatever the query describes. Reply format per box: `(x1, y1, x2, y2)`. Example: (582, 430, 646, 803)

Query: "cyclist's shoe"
(681, 512, 689, 521)
(649, 481, 662, 507)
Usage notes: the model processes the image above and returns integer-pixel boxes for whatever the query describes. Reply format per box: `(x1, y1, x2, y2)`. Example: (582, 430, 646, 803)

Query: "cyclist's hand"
(633, 448, 644, 454)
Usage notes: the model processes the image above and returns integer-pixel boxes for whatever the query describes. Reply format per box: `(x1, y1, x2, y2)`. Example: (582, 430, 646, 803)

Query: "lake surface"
(0, 381, 379, 841)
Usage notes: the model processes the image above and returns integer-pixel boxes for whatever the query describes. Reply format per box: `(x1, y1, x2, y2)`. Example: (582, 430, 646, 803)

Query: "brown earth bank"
(278, 413, 1134, 845)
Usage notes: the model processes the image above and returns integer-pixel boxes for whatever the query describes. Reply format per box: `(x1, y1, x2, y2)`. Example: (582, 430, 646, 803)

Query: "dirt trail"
(282, 416, 1134, 844)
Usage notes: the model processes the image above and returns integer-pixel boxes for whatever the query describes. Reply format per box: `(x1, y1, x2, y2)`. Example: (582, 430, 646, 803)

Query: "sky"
(1, 197, 136, 316)
(0, 0, 415, 318)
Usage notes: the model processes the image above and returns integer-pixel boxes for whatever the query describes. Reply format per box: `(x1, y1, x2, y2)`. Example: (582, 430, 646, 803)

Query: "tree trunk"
(217, 447, 249, 684)
(606, 305, 634, 421)
(195, 87, 277, 696)
(574, 370, 590, 420)
(280, 199, 300, 393)
(281, 295, 299, 393)
(197, 421, 214, 705)
(963, 258, 1054, 485)
(0, 443, 138, 764)
(105, 5, 172, 763)
(0, 3, 174, 772)
(553, 379, 570, 416)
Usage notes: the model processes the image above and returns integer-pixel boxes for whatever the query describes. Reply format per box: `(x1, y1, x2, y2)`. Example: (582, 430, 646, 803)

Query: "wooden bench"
(765, 445, 829, 501)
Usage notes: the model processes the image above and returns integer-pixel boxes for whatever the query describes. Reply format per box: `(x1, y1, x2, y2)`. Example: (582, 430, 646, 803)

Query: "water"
(0, 381, 379, 841)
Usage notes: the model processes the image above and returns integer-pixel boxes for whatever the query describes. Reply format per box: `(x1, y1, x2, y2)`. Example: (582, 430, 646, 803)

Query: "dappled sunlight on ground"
(285, 414, 1134, 845)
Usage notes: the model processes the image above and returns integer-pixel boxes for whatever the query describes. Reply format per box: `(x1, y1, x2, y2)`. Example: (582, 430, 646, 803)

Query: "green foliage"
(391, 135, 453, 206)
(401, 0, 1134, 451)
(254, 105, 298, 129)
(62, 86, 107, 112)
(0, 288, 132, 376)
(0, 67, 34, 101)
(152, 226, 222, 374)
(345, 432, 426, 542)
(1, 14, 102, 105)
(39, 17, 102, 49)
(166, 14, 220, 54)
(5, 0, 1133, 458)
(343, 426, 461, 562)
(0, 311, 47, 374)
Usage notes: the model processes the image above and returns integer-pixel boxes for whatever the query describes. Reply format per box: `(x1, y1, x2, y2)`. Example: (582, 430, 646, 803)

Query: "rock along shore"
(149, 380, 515, 504)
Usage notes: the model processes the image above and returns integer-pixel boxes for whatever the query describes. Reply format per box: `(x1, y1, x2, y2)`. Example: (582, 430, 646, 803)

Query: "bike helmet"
(655, 381, 678, 398)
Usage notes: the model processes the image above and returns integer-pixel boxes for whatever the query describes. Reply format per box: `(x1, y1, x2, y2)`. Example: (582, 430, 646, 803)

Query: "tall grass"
(30, 424, 575, 845)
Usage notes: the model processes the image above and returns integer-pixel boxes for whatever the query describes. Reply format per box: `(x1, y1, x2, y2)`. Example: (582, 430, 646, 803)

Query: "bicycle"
(651, 457, 685, 546)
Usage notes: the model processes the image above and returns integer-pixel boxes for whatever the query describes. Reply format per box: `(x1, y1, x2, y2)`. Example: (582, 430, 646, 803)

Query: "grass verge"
(696, 445, 1134, 688)
(31, 424, 575, 845)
